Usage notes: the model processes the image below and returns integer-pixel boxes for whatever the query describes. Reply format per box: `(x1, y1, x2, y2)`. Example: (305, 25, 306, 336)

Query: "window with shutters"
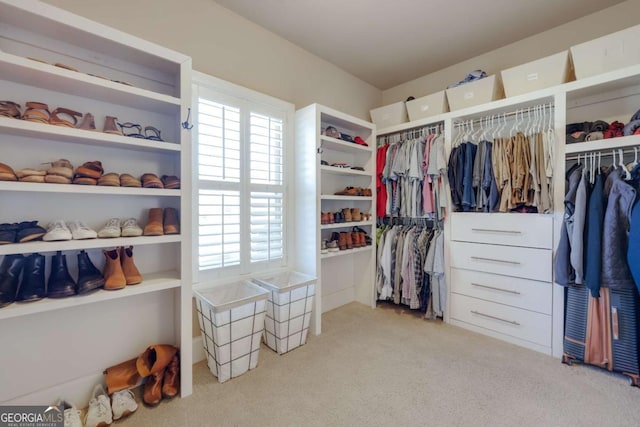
(193, 73, 293, 280)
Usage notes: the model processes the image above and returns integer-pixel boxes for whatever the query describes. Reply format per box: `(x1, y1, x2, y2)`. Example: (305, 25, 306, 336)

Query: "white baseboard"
(192, 335, 205, 364)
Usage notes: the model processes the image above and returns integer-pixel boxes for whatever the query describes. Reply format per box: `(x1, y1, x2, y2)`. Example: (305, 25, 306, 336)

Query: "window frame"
(192, 71, 295, 283)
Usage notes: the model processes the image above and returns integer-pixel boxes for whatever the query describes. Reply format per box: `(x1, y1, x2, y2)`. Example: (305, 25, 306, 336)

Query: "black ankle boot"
(77, 250, 104, 294)
(0, 254, 25, 307)
(47, 251, 76, 298)
(16, 253, 46, 302)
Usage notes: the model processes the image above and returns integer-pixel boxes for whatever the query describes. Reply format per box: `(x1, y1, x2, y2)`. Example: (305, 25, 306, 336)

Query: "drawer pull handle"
(470, 256, 521, 265)
(471, 283, 521, 295)
(471, 310, 521, 326)
(471, 228, 522, 234)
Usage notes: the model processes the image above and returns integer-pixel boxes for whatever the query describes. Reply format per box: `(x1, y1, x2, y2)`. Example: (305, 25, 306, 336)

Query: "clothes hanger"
(619, 148, 631, 180)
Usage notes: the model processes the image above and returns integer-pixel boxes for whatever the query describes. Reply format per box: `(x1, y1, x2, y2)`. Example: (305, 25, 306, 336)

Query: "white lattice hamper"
(194, 281, 269, 383)
(252, 271, 316, 354)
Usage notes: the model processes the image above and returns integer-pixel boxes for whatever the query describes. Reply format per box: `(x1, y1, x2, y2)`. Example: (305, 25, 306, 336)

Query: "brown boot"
(338, 232, 347, 250)
(143, 370, 164, 406)
(162, 354, 180, 399)
(137, 344, 178, 377)
(120, 246, 142, 285)
(342, 208, 352, 222)
(351, 208, 361, 222)
(328, 212, 334, 224)
(352, 232, 361, 248)
(360, 232, 367, 246)
(103, 249, 126, 290)
(104, 358, 141, 395)
(143, 208, 163, 236)
(345, 232, 353, 249)
(163, 208, 180, 235)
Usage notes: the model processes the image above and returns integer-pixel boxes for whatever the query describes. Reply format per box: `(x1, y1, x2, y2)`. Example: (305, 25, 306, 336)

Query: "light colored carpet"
(127, 302, 640, 427)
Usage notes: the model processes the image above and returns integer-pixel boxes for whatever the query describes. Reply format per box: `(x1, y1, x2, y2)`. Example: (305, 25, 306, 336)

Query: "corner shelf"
(0, 52, 181, 114)
(0, 234, 181, 256)
(0, 181, 181, 196)
(0, 270, 180, 321)
(321, 246, 373, 259)
(0, 116, 181, 152)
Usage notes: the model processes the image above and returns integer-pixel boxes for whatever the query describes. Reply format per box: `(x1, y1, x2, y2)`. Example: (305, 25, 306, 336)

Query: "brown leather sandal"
(50, 108, 83, 128)
(72, 176, 97, 185)
(75, 161, 104, 179)
(120, 173, 141, 188)
(22, 102, 50, 124)
(0, 101, 21, 119)
(77, 112, 96, 131)
(0, 162, 17, 182)
(97, 172, 120, 187)
(161, 175, 180, 189)
(141, 173, 164, 189)
(103, 116, 122, 135)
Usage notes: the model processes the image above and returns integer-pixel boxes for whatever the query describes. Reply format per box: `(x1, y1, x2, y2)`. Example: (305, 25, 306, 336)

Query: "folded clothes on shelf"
(567, 107, 640, 143)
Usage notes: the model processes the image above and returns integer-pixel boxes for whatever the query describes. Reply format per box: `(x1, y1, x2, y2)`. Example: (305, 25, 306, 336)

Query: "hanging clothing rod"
(566, 147, 639, 162)
(377, 122, 443, 140)
(453, 103, 555, 127)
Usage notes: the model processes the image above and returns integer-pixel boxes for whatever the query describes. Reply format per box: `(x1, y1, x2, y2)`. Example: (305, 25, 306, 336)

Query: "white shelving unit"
(375, 62, 640, 358)
(294, 104, 376, 335)
(0, 0, 192, 407)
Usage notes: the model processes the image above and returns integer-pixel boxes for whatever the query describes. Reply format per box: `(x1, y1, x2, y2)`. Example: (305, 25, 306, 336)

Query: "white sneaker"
(120, 218, 143, 237)
(85, 384, 112, 427)
(111, 389, 138, 420)
(43, 220, 72, 241)
(67, 220, 98, 240)
(62, 401, 83, 427)
(98, 218, 121, 238)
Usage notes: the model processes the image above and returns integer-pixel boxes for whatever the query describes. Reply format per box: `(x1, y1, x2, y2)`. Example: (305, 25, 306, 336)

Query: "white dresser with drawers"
(448, 213, 554, 355)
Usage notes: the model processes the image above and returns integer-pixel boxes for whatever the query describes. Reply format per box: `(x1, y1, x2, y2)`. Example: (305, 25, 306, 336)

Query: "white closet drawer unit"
(450, 294, 552, 347)
(450, 213, 553, 249)
(450, 268, 552, 315)
(450, 241, 552, 282)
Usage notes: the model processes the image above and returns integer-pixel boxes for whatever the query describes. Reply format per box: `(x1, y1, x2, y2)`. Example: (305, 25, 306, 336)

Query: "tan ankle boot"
(351, 208, 361, 222)
(163, 208, 180, 235)
(338, 232, 347, 250)
(345, 232, 353, 249)
(103, 249, 126, 290)
(342, 208, 352, 222)
(143, 208, 163, 236)
(120, 246, 142, 285)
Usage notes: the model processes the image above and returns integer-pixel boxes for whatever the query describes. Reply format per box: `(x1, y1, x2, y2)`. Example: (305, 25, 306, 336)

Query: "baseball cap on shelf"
(324, 126, 341, 138)
(354, 136, 368, 146)
(339, 133, 354, 142)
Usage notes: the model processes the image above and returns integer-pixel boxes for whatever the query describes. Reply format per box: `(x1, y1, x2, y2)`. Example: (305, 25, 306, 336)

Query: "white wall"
(382, 0, 640, 104)
(43, 0, 381, 120)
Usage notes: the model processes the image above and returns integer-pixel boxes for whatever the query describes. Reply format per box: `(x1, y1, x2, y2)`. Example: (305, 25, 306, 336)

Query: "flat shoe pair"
(46, 159, 74, 182)
(161, 175, 180, 189)
(98, 173, 120, 187)
(141, 173, 163, 189)
(0, 162, 17, 182)
(120, 173, 141, 187)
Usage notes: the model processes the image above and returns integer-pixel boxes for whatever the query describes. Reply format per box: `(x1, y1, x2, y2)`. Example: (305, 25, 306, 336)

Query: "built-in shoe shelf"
(321, 245, 373, 259)
(0, 181, 181, 196)
(320, 165, 371, 177)
(320, 136, 372, 154)
(0, 234, 181, 256)
(0, 116, 181, 152)
(0, 52, 181, 114)
(321, 220, 374, 230)
(321, 195, 373, 201)
(0, 270, 180, 321)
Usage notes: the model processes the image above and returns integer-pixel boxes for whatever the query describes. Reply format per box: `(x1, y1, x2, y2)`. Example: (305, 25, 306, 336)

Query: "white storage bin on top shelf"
(370, 101, 408, 127)
(501, 51, 573, 97)
(571, 24, 640, 80)
(446, 75, 504, 111)
(194, 281, 269, 383)
(405, 90, 449, 121)
(252, 271, 316, 354)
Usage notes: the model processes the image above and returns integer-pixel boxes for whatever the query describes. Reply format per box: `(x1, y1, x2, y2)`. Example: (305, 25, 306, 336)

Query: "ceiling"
(214, 0, 624, 90)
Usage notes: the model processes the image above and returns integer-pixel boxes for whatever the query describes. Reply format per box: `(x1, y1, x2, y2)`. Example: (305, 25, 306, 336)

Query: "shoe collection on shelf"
(0, 99, 167, 142)
(333, 186, 372, 196)
(321, 208, 372, 225)
(321, 227, 373, 254)
(0, 246, 143, 309)
(0, 160, 179, 189)
(0, 208, 180, 246)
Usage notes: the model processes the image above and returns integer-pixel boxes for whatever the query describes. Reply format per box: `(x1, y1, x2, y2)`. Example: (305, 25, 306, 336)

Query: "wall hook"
(182, 107, 194, 130)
